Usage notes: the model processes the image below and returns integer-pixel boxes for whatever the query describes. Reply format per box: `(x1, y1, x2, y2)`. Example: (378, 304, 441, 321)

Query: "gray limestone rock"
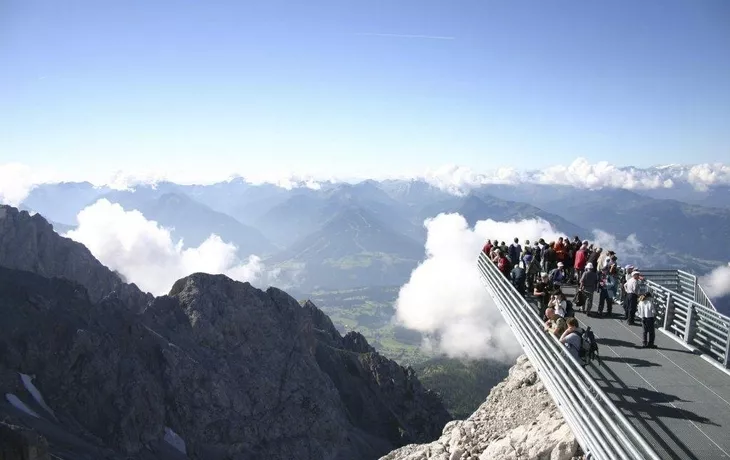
(0, 205, 151, 306)
(0, 421, 50, 460)
(381, 355, 580, 460)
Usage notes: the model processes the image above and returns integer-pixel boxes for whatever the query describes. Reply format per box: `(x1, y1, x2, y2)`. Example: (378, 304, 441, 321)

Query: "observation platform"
(477, 253, 730, 460)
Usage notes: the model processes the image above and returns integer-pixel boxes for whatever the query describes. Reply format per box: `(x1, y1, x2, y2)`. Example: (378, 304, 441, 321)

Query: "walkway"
(559, 286, 730, 460)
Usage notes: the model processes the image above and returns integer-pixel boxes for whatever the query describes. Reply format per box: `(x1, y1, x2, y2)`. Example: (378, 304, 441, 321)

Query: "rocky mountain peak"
(0, 204, 151, 306)
(343, 331, 376, 354)
(0, 205, 451, 460)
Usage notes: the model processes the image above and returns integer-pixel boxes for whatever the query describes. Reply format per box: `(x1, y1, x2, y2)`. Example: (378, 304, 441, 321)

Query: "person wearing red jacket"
(483, 240, 493, 255)
(555, 237, 567, 263)
(497, 251, 511, 278)
(574, 243, 588, 283)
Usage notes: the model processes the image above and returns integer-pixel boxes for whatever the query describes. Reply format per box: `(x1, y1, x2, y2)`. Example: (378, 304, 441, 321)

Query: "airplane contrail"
(356, 32, 455, 40)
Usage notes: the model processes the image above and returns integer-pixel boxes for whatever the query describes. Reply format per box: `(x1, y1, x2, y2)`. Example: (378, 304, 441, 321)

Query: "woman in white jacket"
(637, 291, 656, 348)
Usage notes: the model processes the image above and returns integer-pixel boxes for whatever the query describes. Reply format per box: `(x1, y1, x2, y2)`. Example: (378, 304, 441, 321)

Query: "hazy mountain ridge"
(554, 194, 730, 261)
(17, 177, 730, 293)
(0, 205, 450, 460)
(93, 190, 277, 257)
(268, 206, 424, 290)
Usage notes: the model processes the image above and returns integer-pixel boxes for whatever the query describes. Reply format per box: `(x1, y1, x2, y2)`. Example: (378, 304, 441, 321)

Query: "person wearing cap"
(619, 265, 634, 303)
(549, 261, 567, 288)
(624, 270, 642, 325)
(580, 262, 599, 315)
(600, 250, 614, 271)
(637, 291, 657, 348)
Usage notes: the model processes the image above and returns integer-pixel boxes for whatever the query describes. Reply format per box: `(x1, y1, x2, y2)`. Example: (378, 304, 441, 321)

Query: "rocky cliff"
(0, 205, 150, 306)
(381, 355, 580, 460)
(0, 205, 450, 460)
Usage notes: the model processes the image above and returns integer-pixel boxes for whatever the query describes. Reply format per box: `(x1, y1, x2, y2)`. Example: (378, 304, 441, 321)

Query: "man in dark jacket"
(544, 243, 557, 272)
(508, 237, 522, 266)
(534, 272, 551, 318)
(580, 262, 599, 315)
(511, 264, 527, 296)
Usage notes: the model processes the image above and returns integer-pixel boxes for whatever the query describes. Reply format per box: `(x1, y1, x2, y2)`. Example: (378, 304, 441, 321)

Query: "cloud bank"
(0, 163, 62, 207)
(65, 199, 281, 295)
(590, 229, 644, 267)
(4, 159, 730, 206)
(699, 263, 730, 299)
(394, 214, 568, 361)
(394, 213, 649, 360)
(421, 158, 730, 194)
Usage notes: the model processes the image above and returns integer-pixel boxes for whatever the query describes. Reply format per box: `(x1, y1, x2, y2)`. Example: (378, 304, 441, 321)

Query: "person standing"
(597, 269, 615, 317)
(637, 292, 656, 348)
(534, 273, 551, 319)
(580, 262, 599, 315)
(624, 271, 642, 325)
(482, 239, 493, 255)
(574, 243, 588, 284)
(508, 237, 522, 266)
(511, 263, 527, 296)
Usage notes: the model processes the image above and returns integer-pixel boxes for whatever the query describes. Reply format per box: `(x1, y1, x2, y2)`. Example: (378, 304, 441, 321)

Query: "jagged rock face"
(0, 422, 50, 460)
(381, 355, 580, 460)
(0, 205, 151, 306)
(0, 206, 450, 460)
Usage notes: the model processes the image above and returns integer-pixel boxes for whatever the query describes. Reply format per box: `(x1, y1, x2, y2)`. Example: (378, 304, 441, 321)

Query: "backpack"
(565, 300, 575, 318)
(574, 290, 586, 307)
(578, 327, 599, 364)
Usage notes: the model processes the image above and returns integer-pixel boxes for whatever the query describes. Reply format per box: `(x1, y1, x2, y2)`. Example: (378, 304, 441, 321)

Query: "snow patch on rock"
(5, 393, 40, 418)
(164, 426, 187, 455)
(19, 373, 56, 420)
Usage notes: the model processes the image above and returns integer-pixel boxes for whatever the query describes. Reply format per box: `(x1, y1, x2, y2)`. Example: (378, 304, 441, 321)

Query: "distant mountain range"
(95, 190, 277, 257)
(15, 176, 730, 295)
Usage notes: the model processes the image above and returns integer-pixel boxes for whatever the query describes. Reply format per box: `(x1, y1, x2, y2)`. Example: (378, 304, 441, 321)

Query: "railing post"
(684, 304, 696, 344)
(663, 292, 674, 330)
(724, 328, 730, 369)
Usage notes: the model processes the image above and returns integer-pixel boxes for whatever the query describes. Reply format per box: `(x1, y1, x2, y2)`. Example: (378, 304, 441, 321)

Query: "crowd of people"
(482, 235, 659, 362)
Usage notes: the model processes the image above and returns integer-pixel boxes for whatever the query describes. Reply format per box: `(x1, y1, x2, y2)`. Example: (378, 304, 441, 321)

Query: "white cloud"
(0, 163, 61, 206)
(687, 164, 730, 192)
(65, 199, 281, 295)
(394, 213, 652, 360)
(699, 263, 730, 298)
(417, 158, 730, 194)
(420, 164, 524, 196)
(535, 158, 672, 190)
(394, 213, 568, 361)
(590, 229, 644, 266)
(5, 159, 730, 202)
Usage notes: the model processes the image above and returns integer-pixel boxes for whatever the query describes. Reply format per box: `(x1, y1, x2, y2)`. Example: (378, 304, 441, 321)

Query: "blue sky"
(1, 0, 729, 181)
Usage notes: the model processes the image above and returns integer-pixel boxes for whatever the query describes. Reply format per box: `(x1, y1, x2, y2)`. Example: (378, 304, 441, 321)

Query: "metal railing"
(642, 278, 730, 368)
(640, 269, 717, 311)
(477, 253, 661, 460)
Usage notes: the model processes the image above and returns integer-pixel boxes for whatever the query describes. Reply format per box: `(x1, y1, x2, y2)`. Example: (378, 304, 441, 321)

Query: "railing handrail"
(641, 277, 730, 368)
(476, 253, 661, 460)
(639, 269, 717, 312)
